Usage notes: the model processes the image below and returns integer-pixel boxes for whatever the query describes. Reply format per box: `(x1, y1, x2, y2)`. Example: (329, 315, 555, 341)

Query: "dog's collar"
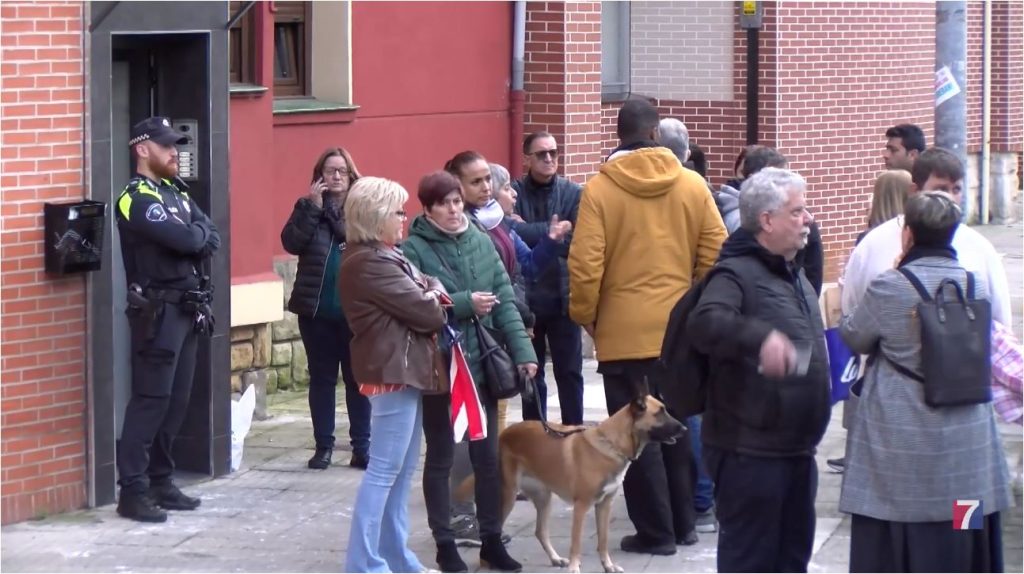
(592, 428, 641, 463)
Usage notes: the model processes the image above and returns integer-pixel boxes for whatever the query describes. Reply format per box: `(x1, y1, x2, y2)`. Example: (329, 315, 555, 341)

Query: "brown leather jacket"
(338, 242, 449, 394)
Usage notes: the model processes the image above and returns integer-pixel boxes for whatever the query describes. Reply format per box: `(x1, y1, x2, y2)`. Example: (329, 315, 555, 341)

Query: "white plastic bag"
(230, 384, 257, 471)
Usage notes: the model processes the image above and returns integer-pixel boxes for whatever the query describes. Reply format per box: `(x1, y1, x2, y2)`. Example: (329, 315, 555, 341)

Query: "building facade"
(2, 0, 1021, 523)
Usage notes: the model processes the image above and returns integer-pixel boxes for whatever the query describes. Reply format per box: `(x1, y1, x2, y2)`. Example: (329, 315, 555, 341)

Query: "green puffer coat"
(401, 215, 537, 391)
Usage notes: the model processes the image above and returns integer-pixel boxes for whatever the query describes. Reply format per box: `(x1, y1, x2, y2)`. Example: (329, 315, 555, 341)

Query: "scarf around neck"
(474, 199, 505, 231)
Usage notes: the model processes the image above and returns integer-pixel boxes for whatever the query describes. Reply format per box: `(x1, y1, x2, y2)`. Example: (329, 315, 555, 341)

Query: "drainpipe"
(980, 0, 992, 224)
(935, 1, 969, 218)
(510, 1, 526, 179)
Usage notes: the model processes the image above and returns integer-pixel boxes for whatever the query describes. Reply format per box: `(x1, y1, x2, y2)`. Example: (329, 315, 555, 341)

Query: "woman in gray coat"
(839, 191, 1012, 572)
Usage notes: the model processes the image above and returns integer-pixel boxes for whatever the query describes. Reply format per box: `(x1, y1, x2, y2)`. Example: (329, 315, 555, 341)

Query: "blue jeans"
(688, 415, 715, 513)
(345, 387, 424, 573)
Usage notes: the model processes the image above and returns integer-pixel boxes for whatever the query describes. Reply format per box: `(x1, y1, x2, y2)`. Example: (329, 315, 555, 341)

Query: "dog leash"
(525, 376, 588, 439)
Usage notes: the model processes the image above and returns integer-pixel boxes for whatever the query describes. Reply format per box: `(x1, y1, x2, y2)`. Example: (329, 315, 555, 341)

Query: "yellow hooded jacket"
(568, 146, 727, 362)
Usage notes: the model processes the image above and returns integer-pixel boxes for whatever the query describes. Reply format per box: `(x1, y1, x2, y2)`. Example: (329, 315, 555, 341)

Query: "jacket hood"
(599, 147, 684, 198)
(714, 184, 741, 215)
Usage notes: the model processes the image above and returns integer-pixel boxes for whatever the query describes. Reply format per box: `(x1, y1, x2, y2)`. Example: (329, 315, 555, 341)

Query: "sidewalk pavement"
(2, 222, 1021, 573)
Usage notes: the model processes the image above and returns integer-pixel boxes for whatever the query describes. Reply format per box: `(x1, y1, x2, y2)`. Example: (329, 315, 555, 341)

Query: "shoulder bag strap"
(424, 240, 463, 290)
(966, 271, 975, 300)
(897, 267, 932, 301)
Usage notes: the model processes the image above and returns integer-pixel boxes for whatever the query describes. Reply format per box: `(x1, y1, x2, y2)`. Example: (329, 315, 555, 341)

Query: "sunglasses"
(528, 149, 559, 160)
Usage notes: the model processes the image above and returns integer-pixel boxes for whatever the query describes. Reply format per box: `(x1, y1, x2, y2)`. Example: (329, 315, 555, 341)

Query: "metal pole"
(935, 1, 969, 219)
(746, 27, 759, 145)
(980, 0, 992, 224)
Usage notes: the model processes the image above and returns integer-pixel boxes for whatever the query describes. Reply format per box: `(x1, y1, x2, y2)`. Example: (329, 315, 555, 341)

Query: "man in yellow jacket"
(568, 99, 726, 555)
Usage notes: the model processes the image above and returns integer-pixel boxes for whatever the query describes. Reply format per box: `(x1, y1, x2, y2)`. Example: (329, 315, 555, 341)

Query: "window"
(601, 1, 630, 100)
(273, 1, 312, 98)
(228, 0, 257, 85)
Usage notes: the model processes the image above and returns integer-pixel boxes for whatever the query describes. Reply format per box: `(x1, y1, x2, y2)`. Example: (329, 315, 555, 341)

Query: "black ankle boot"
(117, 489, 167, 523)
(307, 447, 332, 469)
(479, 534, 522, 572)
(435, 541, 468, 573)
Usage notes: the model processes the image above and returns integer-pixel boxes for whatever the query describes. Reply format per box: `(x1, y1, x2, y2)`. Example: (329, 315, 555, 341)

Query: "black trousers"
(422, 392, 502, 543)
(850, 512, 1003, 573)
(703, 446, 818, 573)
(298, 315, 370, 454)
(601, 359, 696, 545)
(117, 302, 198, 493)
(524, 313, 584, 425)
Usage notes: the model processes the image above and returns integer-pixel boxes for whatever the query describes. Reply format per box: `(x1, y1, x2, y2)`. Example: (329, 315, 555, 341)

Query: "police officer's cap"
(128, 117, 188, 147)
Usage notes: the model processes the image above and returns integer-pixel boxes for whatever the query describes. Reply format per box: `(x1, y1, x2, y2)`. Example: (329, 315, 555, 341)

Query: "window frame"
(601, 1, 631, 101)
(228, 0, 257, 86)
(272, 1, 312, 99)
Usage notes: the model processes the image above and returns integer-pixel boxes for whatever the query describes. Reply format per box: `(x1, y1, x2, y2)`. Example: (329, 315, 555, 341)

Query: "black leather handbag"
(886, 268, 992, 407)
(473, 317, 523, 400)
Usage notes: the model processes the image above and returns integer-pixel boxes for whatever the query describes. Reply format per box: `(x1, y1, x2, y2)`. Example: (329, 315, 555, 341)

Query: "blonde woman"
(858, 169, 912, 244)
(340, 177, 449, 573)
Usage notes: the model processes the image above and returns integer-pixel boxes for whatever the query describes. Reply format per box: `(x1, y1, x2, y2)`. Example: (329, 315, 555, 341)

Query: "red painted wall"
(228, 2, 512, 279)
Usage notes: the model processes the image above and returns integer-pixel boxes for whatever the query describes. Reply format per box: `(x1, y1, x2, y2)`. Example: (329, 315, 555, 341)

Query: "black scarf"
(897, 244, 957, 268)
(322, 196, 347, 243)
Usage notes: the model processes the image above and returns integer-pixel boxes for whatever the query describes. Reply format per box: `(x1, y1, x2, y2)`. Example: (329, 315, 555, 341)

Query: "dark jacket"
(115, 175, 220, 291)
(280, 196, 346, 318)
(338, 243, 448, 393)
(795, 222, 824, 296)
(510, 173, 582, 317)
(401, 215, 538, 390)
(688, 228, 831, 457)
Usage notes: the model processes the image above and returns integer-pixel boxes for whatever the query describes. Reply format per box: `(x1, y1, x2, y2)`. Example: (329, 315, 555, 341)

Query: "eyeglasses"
(528, 149, 559, 161)
(394, 210, 407, 219)
(322, 167, 350, 178)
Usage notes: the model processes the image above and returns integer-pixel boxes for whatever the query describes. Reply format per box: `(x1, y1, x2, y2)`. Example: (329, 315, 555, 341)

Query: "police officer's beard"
(147, 157, 177, 180)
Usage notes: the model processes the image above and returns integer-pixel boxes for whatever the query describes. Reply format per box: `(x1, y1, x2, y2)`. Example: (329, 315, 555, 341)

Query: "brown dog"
(496, 393, 684, 573)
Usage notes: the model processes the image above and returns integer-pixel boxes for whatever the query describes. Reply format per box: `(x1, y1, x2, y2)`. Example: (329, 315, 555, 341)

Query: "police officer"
(115, 117, 220, 522)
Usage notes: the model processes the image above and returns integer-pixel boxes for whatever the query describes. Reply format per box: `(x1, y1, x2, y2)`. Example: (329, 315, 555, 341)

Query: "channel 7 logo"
(953, 499, 983, 530)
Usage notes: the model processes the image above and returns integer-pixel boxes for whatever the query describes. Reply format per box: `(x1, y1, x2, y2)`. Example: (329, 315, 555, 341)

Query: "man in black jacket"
(688, 167, 831, 572)
(510, 131, 585, 425)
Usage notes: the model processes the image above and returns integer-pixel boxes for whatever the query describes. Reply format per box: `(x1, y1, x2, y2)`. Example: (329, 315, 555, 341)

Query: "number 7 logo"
(953, 499, 983, 530)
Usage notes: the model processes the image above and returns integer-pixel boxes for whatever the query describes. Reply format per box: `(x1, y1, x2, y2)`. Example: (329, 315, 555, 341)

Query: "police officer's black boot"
(117, 488, 167, 523)
(149, 481, 201, 511)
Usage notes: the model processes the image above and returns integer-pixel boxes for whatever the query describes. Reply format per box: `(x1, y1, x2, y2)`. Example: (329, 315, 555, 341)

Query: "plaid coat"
(838, 256, 1013, 522)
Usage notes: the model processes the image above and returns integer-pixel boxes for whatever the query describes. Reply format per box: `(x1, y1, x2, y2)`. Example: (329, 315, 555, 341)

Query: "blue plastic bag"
(825, 327, 860, 404)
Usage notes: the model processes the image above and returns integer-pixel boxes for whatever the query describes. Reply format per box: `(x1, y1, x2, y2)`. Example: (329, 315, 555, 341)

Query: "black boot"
(436, 541, 468, 573)
(307, 447, 332, 469)
(117, 489, 167, 523)
(479, 534, 522, 572)
(149, 482, 201, 510)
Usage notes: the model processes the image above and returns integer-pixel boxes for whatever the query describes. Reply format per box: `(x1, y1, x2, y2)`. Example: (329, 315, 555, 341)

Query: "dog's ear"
(630, 376, 649, 413)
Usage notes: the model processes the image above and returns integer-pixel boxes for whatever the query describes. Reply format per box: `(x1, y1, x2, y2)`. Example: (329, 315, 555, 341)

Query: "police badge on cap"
(128, 117, 188, 147)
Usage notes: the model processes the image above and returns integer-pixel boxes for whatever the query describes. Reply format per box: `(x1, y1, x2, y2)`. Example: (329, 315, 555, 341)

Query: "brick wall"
(0, 1, 88, 524)
(966, 1, 983, 152)
(991, 1, 1023, 155)
(771, 2, 935, 281)
(523, 1, 602, 185)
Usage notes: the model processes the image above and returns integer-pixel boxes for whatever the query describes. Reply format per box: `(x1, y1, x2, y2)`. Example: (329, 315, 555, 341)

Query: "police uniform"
(115, 117, 220, 522)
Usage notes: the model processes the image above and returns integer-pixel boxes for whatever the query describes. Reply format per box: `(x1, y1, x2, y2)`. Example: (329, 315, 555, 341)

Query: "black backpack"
(882, 267, 992, 407)
(659, 267, 728, 417)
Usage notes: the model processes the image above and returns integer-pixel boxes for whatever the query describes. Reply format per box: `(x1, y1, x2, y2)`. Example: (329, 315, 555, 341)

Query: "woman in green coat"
(402, 170, 537, 573)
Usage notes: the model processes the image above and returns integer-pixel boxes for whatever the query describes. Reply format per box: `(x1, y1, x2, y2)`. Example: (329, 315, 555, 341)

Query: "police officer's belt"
(144, 286, 211, 305)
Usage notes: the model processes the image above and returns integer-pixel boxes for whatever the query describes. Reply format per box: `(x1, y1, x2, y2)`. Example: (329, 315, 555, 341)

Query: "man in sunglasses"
(510, 131, 586, 426)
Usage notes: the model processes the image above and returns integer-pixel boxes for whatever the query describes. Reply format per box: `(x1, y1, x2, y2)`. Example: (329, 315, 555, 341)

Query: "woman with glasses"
(280, 147, 370, 470)
(402, 170, 538, 573)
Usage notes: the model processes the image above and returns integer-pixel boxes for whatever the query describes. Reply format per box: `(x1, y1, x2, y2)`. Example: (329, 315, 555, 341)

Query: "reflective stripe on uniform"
(117, 180, 163, 220)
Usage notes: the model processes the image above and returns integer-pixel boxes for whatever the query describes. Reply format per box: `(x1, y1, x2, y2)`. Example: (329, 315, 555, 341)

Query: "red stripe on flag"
(450, 342, 487, 441)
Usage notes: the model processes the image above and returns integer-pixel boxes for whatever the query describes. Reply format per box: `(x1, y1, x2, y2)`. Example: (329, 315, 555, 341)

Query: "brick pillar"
(523, 1, 602, 184)
(1, 1, 89, 524)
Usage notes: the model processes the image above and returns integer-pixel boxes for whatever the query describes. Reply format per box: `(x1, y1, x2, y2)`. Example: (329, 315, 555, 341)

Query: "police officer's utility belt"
(144, 286, 212, 306)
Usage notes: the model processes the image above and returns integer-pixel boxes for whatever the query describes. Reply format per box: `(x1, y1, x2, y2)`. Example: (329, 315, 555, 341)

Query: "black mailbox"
(44, 200, 106, 275)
